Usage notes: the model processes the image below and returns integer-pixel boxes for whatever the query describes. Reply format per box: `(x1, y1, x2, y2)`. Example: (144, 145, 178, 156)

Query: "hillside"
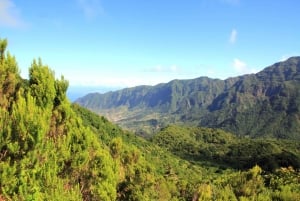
(76, 57, 300, 139)
(1, 38, 300, 200)
(0, 38, 211, 200)
(152, 125, 300, 172)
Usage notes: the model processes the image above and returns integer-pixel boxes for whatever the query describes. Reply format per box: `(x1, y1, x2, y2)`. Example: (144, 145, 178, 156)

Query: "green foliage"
(110, 137, 123, 158)
(73, 103, 300, 201)
(11, 90, 49, 155)
(195, 183, 213, 201)
(74, 104, 207, 200)
(0, 39, 119, 200)
(0, 41, 20, 109)
(29, 58, 56, 109)
(152, 125, 300, 172)
(54, 75, 69, 106)
(0, 38, 7, 62)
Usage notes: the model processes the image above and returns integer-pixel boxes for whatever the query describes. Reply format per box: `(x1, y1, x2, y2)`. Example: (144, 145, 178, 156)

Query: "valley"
(76, 57, 300, 139)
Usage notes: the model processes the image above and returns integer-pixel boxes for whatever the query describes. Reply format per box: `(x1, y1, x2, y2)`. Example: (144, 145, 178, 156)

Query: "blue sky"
(1, 0, 300, 88)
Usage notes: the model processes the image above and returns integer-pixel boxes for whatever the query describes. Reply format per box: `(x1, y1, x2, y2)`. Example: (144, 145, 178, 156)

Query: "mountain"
(2, 38, 300, 200)
(76, 57, 300, 139)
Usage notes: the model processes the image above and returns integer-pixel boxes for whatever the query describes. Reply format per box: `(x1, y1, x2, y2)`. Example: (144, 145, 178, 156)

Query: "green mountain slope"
(0, 38, 209, 200)
(152, 125, 300, 172)
(76, 57, 300, 139)
(73, 104, 300, 201)
(1, 38, 300, 200)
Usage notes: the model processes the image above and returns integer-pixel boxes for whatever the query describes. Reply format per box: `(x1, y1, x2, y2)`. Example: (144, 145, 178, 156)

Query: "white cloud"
(229, 29, 237, 44)
(233, 58, 257, 74)
(145, 65, 180, 73)
(77, 0, 103, 20)
(233, 58, 246, 72)
(0, 0, 25, 28)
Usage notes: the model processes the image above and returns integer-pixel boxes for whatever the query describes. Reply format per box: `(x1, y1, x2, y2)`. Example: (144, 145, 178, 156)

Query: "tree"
(54, 76, 69, 107)
(0, 38, 7, 62)
(29, 58, 56, 109)
(0, 39, 20, 109)
(110, 137, 123, 159)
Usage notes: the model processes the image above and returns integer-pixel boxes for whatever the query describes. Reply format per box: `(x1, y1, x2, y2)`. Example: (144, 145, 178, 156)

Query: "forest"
(0, 38, 300, 200)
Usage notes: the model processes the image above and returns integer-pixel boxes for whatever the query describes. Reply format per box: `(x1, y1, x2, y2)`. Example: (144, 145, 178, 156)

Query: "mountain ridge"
(76, 57, 300, 139)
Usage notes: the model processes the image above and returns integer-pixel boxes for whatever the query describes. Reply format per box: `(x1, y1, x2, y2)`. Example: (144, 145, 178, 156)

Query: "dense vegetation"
(76, 57, 300, 139)
(152, 125, 300, 171)
(0, 38, 118, 200)
(1, 38, 300, 200)
(74, 106, 300, 201)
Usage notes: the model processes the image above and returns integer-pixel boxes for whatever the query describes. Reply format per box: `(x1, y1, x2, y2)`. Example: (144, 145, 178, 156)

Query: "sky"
(1, 0, 300, 90)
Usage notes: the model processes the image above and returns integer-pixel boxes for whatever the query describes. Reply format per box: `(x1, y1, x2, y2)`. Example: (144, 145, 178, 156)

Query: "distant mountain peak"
(76, 57, 300, 139)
